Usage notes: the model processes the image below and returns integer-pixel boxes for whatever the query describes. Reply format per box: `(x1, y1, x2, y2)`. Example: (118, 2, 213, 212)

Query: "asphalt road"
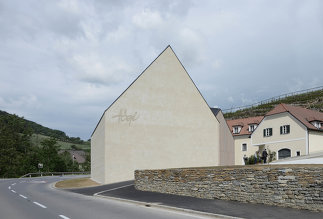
(69, 180, 323, 219)
(0, 176, 218, 219)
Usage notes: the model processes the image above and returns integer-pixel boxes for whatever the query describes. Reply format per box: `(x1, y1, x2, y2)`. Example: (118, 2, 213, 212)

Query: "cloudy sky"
(0, 0, 322, 140)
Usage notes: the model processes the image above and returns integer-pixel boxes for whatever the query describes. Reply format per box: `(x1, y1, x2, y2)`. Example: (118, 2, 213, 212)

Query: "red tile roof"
(266, 103, 323, 131)
(226, 116, 264, 136)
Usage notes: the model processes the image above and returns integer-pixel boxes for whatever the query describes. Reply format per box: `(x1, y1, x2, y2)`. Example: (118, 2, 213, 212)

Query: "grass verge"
(55, 177, 100, 189)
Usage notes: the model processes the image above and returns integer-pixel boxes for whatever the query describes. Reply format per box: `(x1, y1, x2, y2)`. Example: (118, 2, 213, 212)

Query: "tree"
(39, 138, 66, 172)
(0, 114, 33, 177)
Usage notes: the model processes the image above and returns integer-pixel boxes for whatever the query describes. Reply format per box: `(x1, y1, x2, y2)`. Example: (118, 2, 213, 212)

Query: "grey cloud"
(0, 0, 322, 139)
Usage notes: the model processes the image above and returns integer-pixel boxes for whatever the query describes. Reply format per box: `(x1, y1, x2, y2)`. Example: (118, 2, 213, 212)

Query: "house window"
(242, 143, 247, 151)
(233, 126, 241, 134)
(249, 124, 256, 132)
(263, 128, 272, 137)
(280, 125, 290, 135)
(296, 151, 300, 156)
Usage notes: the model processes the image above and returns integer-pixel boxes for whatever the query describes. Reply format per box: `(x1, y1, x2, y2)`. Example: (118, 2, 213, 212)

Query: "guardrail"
(20, 171, 90, 178)
(222, 85, 323, 113)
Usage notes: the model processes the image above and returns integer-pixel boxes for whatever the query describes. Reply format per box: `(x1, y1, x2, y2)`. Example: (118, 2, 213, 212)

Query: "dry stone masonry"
(135, 165, 323, 212)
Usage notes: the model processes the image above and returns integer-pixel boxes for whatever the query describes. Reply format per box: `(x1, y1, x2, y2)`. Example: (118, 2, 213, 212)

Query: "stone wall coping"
(135, 164, 323, 172)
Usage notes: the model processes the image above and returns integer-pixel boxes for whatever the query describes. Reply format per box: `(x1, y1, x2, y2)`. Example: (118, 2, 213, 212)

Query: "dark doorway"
(278, 148, 291, 159)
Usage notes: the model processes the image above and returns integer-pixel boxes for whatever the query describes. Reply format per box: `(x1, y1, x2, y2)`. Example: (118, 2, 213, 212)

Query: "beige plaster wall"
(234, 135, 258, 165)
(91, 115, 106, 184)
(309, 131, 323, 154)
(264, 140, 306, 160)
(216, 112, 234, 165)
(93, 47, 221, 184)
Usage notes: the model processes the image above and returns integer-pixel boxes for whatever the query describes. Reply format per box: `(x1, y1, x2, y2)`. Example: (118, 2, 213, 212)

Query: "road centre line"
(59, 215, 70, 219)
(11, 183, 16, 186)
(8, 186, 11, 189)
(94, 184, 134, 196)
(19, 194, 27, 199)
(11, 190, 16, 193)
(33, 201, 47, 209)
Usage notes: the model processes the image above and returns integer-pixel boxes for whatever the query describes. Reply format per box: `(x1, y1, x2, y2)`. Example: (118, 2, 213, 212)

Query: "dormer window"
(233, 126, 241, 134)
(249, 124, 257, 132)
(311, 121, 322, 129)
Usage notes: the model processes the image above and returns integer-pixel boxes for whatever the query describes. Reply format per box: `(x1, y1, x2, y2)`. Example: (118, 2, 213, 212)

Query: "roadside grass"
(55, 177, 99, 189)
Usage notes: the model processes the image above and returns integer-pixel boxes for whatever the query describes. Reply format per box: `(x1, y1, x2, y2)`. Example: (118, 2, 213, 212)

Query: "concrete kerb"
(94, 193, 243, 219)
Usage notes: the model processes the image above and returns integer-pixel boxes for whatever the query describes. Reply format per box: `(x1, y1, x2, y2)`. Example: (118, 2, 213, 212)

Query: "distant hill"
(0, 110, 89, 147)
(223, 88, 323, 119)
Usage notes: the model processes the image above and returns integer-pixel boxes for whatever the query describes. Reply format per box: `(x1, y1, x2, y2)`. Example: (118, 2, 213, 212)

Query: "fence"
(20, 171, 90, 178)
(222, 86, 323, 113)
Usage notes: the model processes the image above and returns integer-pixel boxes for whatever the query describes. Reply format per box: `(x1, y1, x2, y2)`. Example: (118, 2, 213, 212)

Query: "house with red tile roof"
(227, 116, 264, 165)
(251, 103, 323, 161)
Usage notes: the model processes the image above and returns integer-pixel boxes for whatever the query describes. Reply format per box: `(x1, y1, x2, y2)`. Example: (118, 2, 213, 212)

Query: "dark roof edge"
(91, 45, 172, 137)
(210, 108, 221, 117)
(265, 109, 320, 132)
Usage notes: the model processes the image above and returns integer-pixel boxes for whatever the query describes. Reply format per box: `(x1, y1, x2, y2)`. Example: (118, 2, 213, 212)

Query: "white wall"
(92, 47, 222, 184)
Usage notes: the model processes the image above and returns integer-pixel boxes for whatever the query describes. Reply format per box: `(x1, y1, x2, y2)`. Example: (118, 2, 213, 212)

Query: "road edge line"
(94, 194, 243, 219)
(93, 184, 134, 196)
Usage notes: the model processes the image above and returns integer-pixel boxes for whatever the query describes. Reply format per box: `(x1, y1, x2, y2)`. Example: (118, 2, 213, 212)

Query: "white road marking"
(94, 184, 134, 196)
(30, 180, 46, 183)
(59, 215, 70, 219)
(11, 190, 16, 193)
(33, 202, 47, 209)
(19, 194, 27, 199)
(8, 186, 11, 189)
(11, 183, 16, 186)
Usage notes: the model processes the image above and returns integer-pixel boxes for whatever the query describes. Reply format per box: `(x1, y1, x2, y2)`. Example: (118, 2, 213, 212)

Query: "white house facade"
(251, 104, 323, 161)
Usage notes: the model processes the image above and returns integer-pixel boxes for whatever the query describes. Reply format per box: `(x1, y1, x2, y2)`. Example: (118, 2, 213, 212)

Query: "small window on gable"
(233, 126, 241, 134)
(280, 125, 290, 135)
(263, 128, 272, 137)
(242, 143, 247, 151)
(296, 151, 300, 156)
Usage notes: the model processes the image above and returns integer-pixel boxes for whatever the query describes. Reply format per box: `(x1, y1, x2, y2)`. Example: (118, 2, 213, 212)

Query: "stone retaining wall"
(135, 165, 323, 211)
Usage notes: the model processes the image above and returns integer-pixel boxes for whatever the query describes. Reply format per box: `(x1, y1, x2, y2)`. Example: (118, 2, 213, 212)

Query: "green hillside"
(224, 88, 323, 119)
(30, 134, 90, 151)
(0, 110, 89, 145)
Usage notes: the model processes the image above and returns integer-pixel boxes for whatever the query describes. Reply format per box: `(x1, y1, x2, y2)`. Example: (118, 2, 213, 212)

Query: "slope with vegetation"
(0, 110, 89, 144)
(224, 88, 323, 119)
(0, 110, 90, 178)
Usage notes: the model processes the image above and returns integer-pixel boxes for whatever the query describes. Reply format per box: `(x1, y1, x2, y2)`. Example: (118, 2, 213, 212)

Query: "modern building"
(91, 46, 234, 184)
(252, 103, 323, 160)
(226, 116, 264, 165)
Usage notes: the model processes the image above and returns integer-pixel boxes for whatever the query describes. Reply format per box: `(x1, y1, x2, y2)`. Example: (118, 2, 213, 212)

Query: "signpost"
(38, 163, 43, 176)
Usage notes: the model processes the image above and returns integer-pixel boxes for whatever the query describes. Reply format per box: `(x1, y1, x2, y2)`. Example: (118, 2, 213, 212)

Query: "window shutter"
(269, 128, 273, 136)
(263, 129, 266, 137)
(287, 125, 290, 133)
(280, 126, 282, 134)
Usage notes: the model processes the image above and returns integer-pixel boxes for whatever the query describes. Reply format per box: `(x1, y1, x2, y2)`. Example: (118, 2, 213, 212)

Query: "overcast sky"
(0, 0, 322, 140)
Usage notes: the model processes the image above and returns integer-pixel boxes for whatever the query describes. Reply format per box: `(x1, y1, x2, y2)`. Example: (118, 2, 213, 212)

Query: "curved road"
(0, 176, 214, 219)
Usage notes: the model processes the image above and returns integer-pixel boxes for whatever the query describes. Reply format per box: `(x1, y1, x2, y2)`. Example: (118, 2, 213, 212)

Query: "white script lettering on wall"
(112, 109, 139, 126)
